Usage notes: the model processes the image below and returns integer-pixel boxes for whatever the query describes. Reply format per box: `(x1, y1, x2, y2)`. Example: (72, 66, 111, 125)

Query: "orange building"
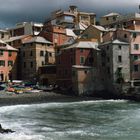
(0, 40, 18, 81)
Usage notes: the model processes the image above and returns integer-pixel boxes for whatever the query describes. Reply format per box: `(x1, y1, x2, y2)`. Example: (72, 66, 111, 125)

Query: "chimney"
(69, 5, 78, 13)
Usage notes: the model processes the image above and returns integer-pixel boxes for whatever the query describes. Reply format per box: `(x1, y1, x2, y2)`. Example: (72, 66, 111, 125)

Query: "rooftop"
(74, 22, 88, 31)
(62, 41, 99, 50)
(5, 35, 30, 42)
(102, 12, 120, 17)
(101, 39, 129, 46)
(23, 36, 52, 44)
(65, 29, 77, 37)
(92, 25, 107, 31)
(0, 40, 18, 51)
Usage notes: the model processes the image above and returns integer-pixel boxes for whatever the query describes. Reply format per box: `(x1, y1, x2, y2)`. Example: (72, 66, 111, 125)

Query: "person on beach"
(0, 124, 15, 133)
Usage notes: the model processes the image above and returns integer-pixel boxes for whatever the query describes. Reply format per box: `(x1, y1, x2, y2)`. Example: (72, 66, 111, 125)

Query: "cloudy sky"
(0, 0, 139, 28)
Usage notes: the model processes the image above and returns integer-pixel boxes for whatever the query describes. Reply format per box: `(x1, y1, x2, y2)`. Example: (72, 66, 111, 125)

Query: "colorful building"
(20, 36, 54, 82)
(80, 25, 107, 43)
(8, 22, 43, 37)
(56, 41, 99, 94)
(45, 5, 96, 29)
(100, 13, 120, 27)
(0, 40, 18, 81)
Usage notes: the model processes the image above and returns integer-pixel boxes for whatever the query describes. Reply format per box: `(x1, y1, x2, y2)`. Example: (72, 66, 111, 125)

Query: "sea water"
(0, 100, 140, 140)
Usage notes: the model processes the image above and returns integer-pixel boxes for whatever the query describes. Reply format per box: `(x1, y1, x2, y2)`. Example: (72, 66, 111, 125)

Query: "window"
(23, 62, 26, 68)
(118, 55, 122, 62)
(80, 56, 85, 64)
(8, 51, 12, 57)
(106, 17, 109, 20)
(123, 22, 127, 26)
(58, 57, 61, 64)
(0, 50, 3, 56)
(23, 52, 25, 57)
(59, 70, 61, 75)
(107, 67, 110, 74)
(72, 70, 75, 77)
(89, 57, 93, 64)
(64, 69, 68, 75)
(133, 33, 137, 38)
(42, 61, 44, 66)
(84, 70, 88, 74)
(107, 57, 110, 62)
(49, 53, 52, 57)
(124, 34, 127, 38)
(30, 51, 33, 56)
(40, 51, 44, 56)
(117, 67, 122, 73)
(107, 46, 109, 50)
(0, 60, 5, 66)
(1, 33, 4, 38)
(70, 57, 73, 64)
(102, 62, 105, 67)
(80, 48, 84, 52)
(134, 44, 139, 50)
(118, 45, 122, 50)
(134, 65, 139, 72)
(134, 55, 138, 60)
(113, 16, 116, 21)
(30, 62, 33, 68)
(8, 61, 13, 66)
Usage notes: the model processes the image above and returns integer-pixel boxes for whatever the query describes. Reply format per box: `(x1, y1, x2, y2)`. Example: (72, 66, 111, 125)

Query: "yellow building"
(80, 25, 107, 43)
(20, 36, 55, 82)
(100, 13, 120, 27)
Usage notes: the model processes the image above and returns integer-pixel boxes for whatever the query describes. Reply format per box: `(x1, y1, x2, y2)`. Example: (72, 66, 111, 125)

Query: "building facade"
(56, 41, 99, 94)
(20, 36, 54, 81)
(0, 40, 18, 82)
(8, 22, 43, 37)
(99, 39, 130, 93)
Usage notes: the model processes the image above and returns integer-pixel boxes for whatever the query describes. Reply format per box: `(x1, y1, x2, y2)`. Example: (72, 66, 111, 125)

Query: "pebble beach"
(0, 91, 96, 106)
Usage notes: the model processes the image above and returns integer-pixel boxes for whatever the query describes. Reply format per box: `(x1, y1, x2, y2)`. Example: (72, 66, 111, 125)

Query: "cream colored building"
(80, 25, 107, 43)
(100, 13, 120, 27)
(20, 36, 54, 81)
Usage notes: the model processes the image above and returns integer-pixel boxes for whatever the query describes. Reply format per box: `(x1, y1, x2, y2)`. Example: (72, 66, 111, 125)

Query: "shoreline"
(0, 90, 138, 107)
(0, 92, 101, 106)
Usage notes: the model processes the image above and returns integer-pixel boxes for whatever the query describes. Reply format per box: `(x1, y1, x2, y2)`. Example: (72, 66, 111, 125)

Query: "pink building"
(56, 41, 99, 94)
(0, 40, 18, 81)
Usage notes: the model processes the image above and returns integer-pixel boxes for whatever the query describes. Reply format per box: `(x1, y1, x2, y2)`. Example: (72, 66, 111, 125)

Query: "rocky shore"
(0, 91, 99, 106)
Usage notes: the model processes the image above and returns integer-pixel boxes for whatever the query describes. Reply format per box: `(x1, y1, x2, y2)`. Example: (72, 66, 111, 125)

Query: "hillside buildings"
(0, 5, 140, 96)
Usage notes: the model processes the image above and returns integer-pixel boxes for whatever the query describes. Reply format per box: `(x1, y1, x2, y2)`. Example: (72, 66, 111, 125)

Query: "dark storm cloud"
(0, 0, 139, 28)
